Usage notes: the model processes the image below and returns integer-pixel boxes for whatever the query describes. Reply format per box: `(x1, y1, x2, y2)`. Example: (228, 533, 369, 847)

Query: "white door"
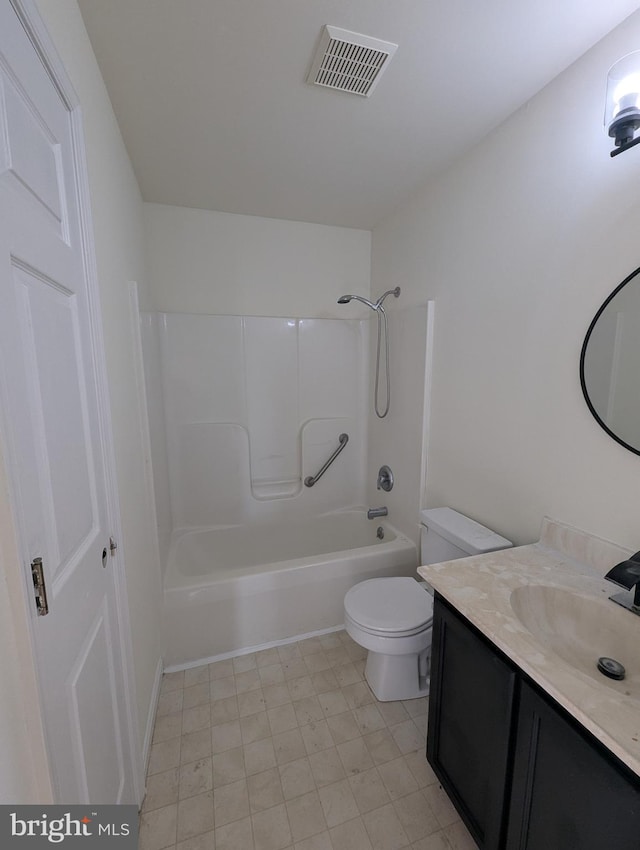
(0, 2, 136, 802)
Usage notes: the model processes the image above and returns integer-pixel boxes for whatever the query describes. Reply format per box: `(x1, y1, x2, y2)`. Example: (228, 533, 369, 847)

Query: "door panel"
(69, 600, 124, 803)
(14, 261, 99, 578)
(0, 70, 67, 235)
(0, 1, 135, 803)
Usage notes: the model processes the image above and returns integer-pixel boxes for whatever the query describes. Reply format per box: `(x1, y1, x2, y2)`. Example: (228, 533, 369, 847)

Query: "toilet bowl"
(344, 508, 512, 701)
(344, 577, 433, 701)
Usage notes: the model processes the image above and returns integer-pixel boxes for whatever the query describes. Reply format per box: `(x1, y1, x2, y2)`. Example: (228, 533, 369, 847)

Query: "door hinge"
(109, 537, 118, 556)
(31, 557, 49, 616)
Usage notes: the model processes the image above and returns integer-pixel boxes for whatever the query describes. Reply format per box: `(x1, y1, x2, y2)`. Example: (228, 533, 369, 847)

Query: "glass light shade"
(605, 52, 640, 143)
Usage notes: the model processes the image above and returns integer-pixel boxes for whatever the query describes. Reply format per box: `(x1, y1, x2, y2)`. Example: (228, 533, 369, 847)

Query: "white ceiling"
(78, 0, 640, 230)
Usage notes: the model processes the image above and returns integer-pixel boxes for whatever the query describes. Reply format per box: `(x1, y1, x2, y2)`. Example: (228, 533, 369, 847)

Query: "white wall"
(371, 10, 640, 550)
(144, 203, 371, 318)
(31, 0, 163, 770)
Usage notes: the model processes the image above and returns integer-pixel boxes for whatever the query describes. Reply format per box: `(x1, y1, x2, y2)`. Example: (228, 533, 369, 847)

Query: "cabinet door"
(428, 596, 517, 849)
(507, 681, 640, 850)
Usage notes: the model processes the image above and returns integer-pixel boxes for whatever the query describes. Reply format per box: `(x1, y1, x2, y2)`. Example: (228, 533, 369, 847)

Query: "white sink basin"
(510, 584, 640, 701)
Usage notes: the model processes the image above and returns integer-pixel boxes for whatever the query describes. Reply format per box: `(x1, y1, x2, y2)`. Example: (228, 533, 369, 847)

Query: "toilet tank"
(420, 507, 512, 564)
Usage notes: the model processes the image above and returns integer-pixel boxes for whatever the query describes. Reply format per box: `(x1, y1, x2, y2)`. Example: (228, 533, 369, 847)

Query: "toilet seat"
(344, 577, 433, 637)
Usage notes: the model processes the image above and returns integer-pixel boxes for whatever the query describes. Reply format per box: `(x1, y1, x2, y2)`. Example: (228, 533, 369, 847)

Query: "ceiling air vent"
(306, 26, 398, 97)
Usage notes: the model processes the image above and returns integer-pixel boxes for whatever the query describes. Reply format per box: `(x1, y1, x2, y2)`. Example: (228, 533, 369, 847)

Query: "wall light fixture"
(606, 51, 640, 157)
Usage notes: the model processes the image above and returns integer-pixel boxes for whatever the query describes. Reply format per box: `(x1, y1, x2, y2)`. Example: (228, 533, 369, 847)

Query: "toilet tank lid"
(420, 507, 512, 554)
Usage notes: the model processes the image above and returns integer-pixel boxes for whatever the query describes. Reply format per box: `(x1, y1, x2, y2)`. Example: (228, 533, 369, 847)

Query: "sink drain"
(597, 657, 626, 681)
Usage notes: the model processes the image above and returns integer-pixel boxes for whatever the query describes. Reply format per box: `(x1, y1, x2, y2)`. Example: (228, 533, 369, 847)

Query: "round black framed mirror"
(580, 266, 640, 456)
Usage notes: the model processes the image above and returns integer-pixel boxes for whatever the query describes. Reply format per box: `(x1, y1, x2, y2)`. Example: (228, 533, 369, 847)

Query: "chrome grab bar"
(304, 433, 349, 487)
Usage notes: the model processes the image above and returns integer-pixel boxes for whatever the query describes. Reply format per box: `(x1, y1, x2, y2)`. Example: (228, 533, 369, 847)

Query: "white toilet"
(343, 508, 512, 701)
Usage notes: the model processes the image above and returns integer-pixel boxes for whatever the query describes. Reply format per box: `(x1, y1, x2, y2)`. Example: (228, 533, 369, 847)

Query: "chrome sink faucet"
(367, 506, 388, 520)
(605, 551, 640, 615)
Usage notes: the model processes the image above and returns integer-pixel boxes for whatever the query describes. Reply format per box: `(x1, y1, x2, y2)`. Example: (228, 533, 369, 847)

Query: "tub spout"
(367, 506, 388, 520)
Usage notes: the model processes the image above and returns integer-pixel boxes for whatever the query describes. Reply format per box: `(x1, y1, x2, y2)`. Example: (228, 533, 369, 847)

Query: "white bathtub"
(162, 510, 417, 667)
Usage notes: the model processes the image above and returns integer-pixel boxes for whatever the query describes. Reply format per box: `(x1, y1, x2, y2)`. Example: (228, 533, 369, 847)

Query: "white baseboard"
(163, 623, 345, 674)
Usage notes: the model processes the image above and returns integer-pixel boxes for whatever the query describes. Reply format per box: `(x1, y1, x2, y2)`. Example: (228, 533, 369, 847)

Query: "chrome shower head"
(337, 294, 378, 310)
(338, 288, 400, 311)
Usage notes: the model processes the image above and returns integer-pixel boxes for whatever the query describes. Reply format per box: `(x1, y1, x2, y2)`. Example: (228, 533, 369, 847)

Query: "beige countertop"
(417, 517, 640, 778)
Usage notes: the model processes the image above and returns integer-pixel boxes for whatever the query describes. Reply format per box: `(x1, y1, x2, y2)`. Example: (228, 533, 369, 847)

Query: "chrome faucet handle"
(377, 465, 394, 492)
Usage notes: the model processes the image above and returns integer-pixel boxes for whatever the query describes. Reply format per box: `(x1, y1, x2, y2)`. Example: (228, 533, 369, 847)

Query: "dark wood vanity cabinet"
(427, 594, 517, 847)
(506, 680, 640, 850)
(427, 594, 640, 850)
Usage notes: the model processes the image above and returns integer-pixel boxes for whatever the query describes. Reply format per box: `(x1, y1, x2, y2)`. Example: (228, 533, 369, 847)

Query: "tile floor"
(140, 630, 476, 850)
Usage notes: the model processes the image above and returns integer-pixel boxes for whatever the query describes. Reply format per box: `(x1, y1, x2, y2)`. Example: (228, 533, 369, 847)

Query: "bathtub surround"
(139, 308, 420, 664)
(144, 312, 369, 532)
